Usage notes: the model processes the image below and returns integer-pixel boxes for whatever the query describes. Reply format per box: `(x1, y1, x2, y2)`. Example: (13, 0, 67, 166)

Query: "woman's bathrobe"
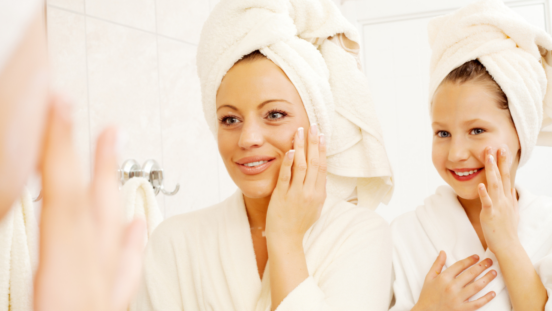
(390, 185, 552, 310)
(132, 190, 392, 311)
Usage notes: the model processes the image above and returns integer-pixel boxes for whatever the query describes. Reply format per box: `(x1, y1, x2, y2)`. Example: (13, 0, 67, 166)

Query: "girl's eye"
(437, 131, 450, 138)
(470, 128, 485, 135)
(266, 110, 287, 121)
(220, 116, 240, 126)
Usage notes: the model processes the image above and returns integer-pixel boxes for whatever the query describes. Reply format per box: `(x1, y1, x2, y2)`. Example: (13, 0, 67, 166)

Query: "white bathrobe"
(132, 191, 392, 311)
(390, 186, 552, 310)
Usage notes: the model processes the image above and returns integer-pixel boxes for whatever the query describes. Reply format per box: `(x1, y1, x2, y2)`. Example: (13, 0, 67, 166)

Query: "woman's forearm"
(495, 240, 547, 311)
(267, 236, 309, 311)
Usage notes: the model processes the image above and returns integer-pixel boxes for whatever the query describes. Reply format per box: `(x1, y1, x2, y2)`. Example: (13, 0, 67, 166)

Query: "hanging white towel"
(197, 0, 394, 209)
(122, 178, 163, 244)
(390, 185, 552, 310)
(0, 188, 38, 311)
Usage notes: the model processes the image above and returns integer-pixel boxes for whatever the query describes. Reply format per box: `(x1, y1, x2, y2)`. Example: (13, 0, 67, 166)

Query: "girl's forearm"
(495, 240, 547, 311)
(267, 236, 309, 311)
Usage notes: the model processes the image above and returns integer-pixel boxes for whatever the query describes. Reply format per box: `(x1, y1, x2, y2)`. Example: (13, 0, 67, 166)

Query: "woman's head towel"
(0, 0, 42, 74)
(197, 0, 394, 209)
(428, 0, 552, 166)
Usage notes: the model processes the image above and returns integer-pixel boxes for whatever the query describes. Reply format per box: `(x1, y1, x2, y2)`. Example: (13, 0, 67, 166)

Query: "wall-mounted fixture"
(119, 159, 180, 196)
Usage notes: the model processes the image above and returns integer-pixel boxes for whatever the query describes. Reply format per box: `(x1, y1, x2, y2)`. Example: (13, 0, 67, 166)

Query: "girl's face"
(216, 57, 310, 200)
(431, 81, 520, 200)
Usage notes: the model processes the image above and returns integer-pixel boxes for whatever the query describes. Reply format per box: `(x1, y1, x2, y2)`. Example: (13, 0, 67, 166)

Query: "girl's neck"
(457, 196, 483, 226)
(243, 195, 271, 228)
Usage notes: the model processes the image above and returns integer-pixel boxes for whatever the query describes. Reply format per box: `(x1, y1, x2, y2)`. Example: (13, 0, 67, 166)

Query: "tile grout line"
(82, 0, 94, 180)
(46, 3, 199, 48)
(152, 0, 167, 217)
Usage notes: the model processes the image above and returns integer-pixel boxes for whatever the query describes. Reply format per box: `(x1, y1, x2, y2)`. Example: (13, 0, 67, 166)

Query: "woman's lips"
(235, 156, 276, 175)
(449, 168, 484, 182)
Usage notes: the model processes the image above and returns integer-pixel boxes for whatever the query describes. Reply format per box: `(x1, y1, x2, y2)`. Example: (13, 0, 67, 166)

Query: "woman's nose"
(238, 120, 264, 149)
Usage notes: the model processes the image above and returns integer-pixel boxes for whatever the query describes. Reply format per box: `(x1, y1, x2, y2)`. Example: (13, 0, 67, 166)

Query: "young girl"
(391, 0, 552, 310)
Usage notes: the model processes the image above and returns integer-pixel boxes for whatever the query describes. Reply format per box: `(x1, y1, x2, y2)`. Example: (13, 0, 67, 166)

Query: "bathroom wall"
(46, 0, 237, 219)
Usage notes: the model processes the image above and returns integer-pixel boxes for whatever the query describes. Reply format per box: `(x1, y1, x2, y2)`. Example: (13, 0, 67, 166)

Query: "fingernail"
(487, 146, 494, 155)
(500, 148, 506, 157)
(287, 150, 295, 160)
(488, 155, 494, 164)
(491, 270, 497, 276)
(297, 127, 304, 140)
(310, 124, 318, 136)
(319, 133, 325, 146)
(473, 254, 479, 260)
(55, 95, 74, 123)
(491, 292, 496, 297)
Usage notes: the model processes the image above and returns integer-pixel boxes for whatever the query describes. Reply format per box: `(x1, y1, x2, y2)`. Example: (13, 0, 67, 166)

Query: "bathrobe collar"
(416, 185, 552, 301)
(220, 191, 264, 309)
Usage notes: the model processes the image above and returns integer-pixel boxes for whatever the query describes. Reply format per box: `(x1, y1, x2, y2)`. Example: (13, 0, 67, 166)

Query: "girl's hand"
(265, 124, 326, 245)
(413, 252, 497, 311)
(478, 147, 519, 255)
(34, 96, 146, 311)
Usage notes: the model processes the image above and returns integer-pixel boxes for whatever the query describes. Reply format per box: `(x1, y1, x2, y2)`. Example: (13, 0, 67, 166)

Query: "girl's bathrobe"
(132, 190, 393, 311)
(390, 185, 552, 310)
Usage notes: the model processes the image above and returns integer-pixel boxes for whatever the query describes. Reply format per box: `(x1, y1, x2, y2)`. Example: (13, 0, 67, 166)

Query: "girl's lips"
(449, 168, 484, 182)
(236, 158, 275, 175)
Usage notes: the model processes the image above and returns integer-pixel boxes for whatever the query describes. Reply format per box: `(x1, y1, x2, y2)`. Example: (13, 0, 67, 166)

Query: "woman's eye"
(267, 111, 287, 120)
(437, 131, 450, 138)
(470, 128, 485, 135)
(221, 116, 240, 125)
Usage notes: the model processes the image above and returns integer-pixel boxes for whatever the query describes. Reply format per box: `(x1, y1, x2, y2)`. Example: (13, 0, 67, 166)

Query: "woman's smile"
(235, 155, 276, 175)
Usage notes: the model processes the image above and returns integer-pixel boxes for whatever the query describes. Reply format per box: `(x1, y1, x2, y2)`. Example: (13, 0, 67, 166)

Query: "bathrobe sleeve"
(130, 219, 185, 311)
(276, 209, 393, 311)
(388, 237, 417, 311)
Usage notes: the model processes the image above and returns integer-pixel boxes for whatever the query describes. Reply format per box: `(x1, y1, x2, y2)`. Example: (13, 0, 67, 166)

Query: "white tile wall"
(46, 0, 236, 218)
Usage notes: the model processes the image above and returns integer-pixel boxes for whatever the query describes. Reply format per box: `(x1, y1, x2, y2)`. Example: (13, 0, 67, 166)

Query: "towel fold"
(0, 189, 38, 311)
(122, 178, 163, 244)
(197, 0, 394, 209)
(428, 0, 552, 166)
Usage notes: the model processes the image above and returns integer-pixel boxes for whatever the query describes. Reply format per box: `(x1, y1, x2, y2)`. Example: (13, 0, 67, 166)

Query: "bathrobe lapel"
(416, 185, 552, 307)
(220, 191, 264, 310)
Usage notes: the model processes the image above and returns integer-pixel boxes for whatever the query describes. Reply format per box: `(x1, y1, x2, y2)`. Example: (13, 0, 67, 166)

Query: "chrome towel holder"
(119, 159, 180, 196)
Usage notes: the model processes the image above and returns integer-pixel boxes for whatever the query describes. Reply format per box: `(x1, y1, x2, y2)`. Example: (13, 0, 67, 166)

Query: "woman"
(391, 0, 552, 310)
(132, 0, 394, 310)
(0, 1, 145, 310)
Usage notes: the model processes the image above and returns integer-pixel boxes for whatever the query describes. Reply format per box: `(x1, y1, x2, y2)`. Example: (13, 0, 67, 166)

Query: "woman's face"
(0, 14, 50, 218)
(216, 57, 310, 199)
(431, 81, 520, 200)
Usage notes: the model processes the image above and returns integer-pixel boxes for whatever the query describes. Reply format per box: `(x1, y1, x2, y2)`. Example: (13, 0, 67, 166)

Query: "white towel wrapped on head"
(0, 189, 38, 311)
(197, 0, 394, 209)
(428, 0, 552, 166)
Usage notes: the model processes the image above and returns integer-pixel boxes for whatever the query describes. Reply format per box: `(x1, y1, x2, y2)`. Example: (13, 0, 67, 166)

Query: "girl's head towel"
(197, 0, 393, 209)
(428, 0, 552, 166)
(0, 0, 42, 74)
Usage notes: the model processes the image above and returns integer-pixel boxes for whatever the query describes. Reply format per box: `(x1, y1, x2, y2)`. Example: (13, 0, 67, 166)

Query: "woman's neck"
(243, 195, 271, 228)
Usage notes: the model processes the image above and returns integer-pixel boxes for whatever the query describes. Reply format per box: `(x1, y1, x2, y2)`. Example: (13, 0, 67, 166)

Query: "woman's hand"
(413, 252, 497, 311)
(265, 124, 327, 243)
(265, 124, 326, 310)
(478, 147, 519, 255)
(34, 95, 146, 311)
